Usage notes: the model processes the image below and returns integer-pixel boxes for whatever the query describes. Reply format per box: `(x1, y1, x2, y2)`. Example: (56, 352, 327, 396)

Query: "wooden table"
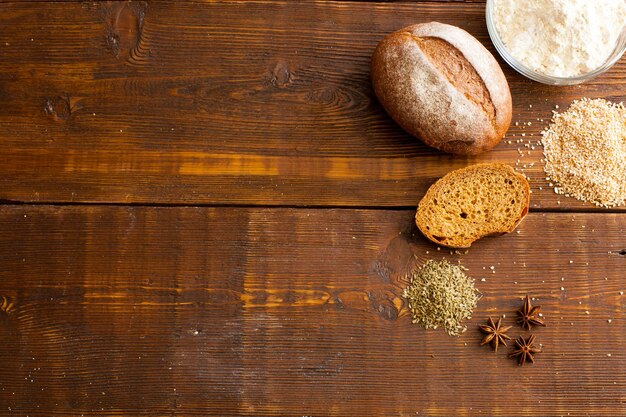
(1, 1, 624, 416)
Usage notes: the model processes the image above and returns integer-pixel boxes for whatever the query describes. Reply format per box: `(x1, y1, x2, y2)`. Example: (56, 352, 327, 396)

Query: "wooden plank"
(5, 0, 487, 2)
(0, 1, 623, 210)
(0, 205, 624, 416)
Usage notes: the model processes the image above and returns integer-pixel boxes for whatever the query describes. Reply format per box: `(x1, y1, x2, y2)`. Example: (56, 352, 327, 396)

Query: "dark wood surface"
(0, 1, 624, 416)
(1, 0, 625, 210)
(1, 206, 625, 416)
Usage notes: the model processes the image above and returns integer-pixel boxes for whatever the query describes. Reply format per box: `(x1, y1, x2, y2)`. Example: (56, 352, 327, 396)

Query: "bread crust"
(371, 22, 512, 155)
(415, 163, 530, 248)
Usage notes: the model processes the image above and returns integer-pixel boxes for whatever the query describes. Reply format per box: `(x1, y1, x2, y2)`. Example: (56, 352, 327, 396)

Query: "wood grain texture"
(6, 0, 487, 2)
(0, 205, 624, 416)
(0, 1, 624, 209)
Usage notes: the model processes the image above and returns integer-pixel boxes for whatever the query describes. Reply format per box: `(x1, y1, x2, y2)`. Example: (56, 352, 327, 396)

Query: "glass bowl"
(486, 0, 626, 85)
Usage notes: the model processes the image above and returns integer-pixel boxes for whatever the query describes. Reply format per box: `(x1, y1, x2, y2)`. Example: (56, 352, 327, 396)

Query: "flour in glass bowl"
(493, 0, 626, 77)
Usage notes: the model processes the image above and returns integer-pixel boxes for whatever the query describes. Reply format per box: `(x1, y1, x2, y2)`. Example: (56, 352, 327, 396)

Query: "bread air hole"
(460, 212, 468, 219)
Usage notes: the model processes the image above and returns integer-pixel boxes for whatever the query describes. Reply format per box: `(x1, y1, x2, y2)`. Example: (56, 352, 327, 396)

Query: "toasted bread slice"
(416, 163, 530, 248)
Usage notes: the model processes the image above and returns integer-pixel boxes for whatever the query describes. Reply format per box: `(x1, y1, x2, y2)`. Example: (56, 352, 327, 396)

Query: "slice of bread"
(416, 163, 530, 248)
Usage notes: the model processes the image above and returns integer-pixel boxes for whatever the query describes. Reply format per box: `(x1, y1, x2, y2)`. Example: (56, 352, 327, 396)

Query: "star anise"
(517, 295, 546, 330)
(479, 316, 512, 352)
(509, 334, 541, 366)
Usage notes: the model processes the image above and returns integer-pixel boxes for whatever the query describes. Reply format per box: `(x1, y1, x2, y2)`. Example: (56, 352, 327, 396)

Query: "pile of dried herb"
(403, 259, 480, 336)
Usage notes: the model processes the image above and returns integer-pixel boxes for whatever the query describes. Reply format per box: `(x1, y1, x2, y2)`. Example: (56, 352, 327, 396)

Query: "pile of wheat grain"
(542, 98, 626, 208)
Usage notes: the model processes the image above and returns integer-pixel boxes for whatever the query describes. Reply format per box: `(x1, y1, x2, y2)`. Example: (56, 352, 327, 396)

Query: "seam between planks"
(0, 200, 624, 214)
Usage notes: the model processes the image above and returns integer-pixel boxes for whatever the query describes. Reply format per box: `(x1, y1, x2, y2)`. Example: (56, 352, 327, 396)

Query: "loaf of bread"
(415, 163, 530, 248)
(371, 22, 512, 155)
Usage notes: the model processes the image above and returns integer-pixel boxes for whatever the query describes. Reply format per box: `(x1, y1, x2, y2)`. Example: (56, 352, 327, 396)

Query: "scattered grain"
(542, 98, 626, 207)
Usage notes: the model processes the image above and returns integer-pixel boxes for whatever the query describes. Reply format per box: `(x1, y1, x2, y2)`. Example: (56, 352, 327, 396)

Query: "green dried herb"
(403, 259, 481, 336)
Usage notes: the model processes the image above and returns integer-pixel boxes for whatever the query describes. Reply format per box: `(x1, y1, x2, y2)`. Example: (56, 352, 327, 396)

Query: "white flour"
(493, 0, 626, 77)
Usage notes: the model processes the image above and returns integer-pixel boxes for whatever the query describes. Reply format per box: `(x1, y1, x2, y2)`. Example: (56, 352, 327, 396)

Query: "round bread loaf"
(371, 22, 512, 155)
